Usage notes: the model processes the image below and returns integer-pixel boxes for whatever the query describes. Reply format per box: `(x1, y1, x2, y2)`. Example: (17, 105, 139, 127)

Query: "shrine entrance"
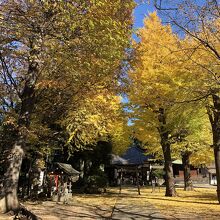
(115, 163, 150, 195)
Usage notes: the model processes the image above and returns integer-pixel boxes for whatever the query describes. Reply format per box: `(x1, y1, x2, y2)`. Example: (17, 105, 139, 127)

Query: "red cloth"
(54, 175, 59, 190)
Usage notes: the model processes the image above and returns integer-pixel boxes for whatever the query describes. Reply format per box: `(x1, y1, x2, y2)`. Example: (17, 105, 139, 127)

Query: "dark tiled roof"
(111, 145, 150, 165)
(56, 162, 80, 176)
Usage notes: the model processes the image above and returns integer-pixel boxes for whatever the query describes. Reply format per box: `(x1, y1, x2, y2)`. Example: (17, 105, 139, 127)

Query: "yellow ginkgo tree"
(128, 12, 184, 196)
(0, 0, 135, 213)
(63, 89, 130, 153)
(170, 105, 213, 191)
(154, 0, 220, 203)
(129, 11, 215, 196)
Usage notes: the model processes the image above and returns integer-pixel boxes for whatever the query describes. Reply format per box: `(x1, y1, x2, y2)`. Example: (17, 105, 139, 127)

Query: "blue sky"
(133, 2, 155, 29)
(132, 2, 156, 41)
(123, 2, 156, 123)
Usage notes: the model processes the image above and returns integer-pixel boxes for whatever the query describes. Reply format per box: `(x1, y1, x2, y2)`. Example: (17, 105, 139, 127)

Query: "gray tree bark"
(182, 151, 193, 191)
(209, 94, 220, 203)
(158, 108, 176, 197)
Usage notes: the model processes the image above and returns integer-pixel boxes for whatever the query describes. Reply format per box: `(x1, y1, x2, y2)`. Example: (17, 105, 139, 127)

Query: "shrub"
(84, 171, 108, 194)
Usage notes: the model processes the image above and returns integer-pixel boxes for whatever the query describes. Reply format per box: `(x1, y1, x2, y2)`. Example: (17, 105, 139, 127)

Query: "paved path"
(0, 200, 167, 220)
(0, 189, 167, 219)
(111, 200, 166, 220)
(111, 189, 167, 220)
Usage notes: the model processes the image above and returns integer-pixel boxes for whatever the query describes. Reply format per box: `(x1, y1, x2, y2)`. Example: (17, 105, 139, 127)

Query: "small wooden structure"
(111, 145, 151, 195)
(48, 162, 80, 202)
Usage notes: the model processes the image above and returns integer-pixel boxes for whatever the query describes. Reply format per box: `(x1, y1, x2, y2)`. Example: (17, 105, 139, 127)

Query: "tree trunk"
(162, 143, 176, 196)
(31, 172, 41, 199)
(30, 156, 44, 199)
(214, 147, 220, 202)
(0, 82, 36, 213)
(0, 144, 24, 212)
(182, 151, 193, 191)
(158, 108, 176, 197)
(208, 94, 220, 203)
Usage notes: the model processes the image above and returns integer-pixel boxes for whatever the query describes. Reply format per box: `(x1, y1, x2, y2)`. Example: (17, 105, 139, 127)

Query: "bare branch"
(154, 0, 178, 10)
(0, 52, 20, 96)
(170, 19, 220, 60)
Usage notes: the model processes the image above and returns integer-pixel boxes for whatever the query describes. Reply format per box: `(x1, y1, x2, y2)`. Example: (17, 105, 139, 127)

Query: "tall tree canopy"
(0, 0, 135, 213)
(128, 11, 213, 195)
(128, 12, 182, 196)
(154, 0, 220, 202)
